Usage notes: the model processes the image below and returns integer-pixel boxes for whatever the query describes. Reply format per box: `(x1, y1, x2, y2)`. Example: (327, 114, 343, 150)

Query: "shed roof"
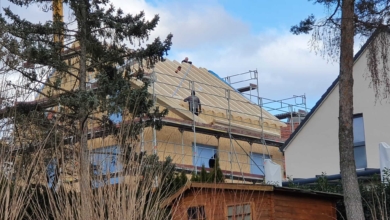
(161, 182, 343, 207)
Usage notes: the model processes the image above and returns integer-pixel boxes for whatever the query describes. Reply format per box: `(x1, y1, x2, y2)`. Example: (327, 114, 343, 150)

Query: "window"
(193, 144, 217, 168)
(353, 114, 367, 169)
(250, 153, 270, 175)
(109, 113, 122, 124)
(187, 206, 205, 220)
(90, 146, 123, 187)
(227, 203, 251, 220)
(108, 91, 123, 124)
(46, 158, 59, 188)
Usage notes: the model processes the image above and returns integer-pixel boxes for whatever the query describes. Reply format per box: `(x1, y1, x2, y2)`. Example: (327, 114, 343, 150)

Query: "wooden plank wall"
(170, 190, 338, 220)
(273, 192, 336, 220)
(170, 189, 272, 220)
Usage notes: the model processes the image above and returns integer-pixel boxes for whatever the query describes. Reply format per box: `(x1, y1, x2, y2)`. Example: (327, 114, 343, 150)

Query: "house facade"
(29, 48, 287, 187)
(283, 31, 390, 179)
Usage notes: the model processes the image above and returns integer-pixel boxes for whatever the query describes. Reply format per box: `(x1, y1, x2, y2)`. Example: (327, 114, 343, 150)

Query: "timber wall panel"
(171, 189, 337, 220)
(142, 126, 284, 176)
(171, 189, 272, 220)
(273, 192, 336, 220)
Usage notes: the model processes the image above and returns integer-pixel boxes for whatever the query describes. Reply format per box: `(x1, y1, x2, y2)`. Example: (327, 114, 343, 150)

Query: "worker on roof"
(175, 66, 182, 73)
(181, 57, 192, 65)
(184, 91, 201, 116)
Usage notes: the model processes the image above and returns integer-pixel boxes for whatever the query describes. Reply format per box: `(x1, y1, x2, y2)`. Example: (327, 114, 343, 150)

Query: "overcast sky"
(1, 0, 370, 110)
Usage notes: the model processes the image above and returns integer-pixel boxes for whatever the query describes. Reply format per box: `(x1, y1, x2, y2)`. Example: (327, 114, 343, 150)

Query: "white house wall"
(353, 46, 390, 170)
(285, 82, 340, 178)
(285, 36, 390, 178)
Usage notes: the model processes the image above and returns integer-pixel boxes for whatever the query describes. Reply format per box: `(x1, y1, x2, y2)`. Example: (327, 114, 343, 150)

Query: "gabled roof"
(132, 59, 285, 137)
(282, 28, 390, 151)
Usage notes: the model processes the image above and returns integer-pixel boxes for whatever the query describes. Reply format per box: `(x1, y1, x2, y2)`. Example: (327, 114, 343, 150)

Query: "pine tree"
(190, 160, 225, 183)
(138, 155, 188, 219)
(291, 1, 390, 219)
(0, 1, 172, 219)
(209, 158, 224, 183)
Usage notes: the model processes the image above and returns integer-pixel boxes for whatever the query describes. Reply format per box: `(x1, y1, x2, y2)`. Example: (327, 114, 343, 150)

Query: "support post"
(52, 0, 64, 47)
(227, 89, 234, 182)
(151, 69, 158, 189)
(259, 96, 268, 178)
(152, 70, 157, 155)
(191, 81, 197, 175)
(290, 105, 294, 133)
(179, 128, 184, 166)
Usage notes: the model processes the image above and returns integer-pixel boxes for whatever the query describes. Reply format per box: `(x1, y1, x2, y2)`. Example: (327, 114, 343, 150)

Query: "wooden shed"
(162, 182, 342, 220)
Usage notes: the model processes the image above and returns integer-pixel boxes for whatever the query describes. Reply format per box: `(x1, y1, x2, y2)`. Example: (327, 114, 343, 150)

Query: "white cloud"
(2, 0, 341, 110)
(108, 0, 340, 108)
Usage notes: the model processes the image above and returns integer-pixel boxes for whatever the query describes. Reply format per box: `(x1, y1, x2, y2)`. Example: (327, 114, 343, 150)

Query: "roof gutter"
(282, 168, 380, 186)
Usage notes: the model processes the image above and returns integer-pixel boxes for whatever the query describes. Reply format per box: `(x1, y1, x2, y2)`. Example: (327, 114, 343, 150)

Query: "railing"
(142, 140, 284, 178)
(150, 70, 284, 136)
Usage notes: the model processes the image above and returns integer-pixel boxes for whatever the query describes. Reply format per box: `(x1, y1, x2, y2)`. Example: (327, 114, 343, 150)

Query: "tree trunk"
(77, 1, 92, 219)
(339, 0, 364, 219)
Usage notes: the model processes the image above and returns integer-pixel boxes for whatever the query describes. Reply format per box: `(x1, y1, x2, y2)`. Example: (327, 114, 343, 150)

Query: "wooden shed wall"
(171, 189, 272, 220)
(170, 189, 338, 220)
(273, 192, 336, 220)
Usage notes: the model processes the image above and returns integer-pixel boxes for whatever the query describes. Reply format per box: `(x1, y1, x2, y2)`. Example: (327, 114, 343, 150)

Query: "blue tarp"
(208, 70, 240, 93)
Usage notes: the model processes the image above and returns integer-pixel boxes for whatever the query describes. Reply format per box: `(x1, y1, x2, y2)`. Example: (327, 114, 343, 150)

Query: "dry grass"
(0, 136, 182, 220)
(0, 75, 185, 220)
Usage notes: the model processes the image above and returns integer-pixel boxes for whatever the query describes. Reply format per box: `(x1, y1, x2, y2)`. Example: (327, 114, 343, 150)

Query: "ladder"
(171, 64, 192, 97)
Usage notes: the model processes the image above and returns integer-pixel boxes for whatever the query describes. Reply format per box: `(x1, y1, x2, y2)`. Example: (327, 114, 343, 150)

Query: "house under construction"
(0, 46, 310, 189)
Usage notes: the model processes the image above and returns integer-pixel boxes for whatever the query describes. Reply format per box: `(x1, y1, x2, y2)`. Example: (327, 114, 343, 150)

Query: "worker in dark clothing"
(209, 153, 218, 168)
(184, 91, 201, 116)
(181, 57, 192, 64)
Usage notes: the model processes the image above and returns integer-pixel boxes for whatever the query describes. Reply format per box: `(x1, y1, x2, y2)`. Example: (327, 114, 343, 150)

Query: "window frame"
(353, 114, 367, 169)
(90, 145, 123, 187)
(46, 158, 59, 189)
(225, 203, 252, 220)
(250, 152, 270, 176)
(187, 205, 206, 220)
(193, 143, 218, 168)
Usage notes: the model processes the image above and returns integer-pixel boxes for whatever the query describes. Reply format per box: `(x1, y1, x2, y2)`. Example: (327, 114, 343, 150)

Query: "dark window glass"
(227, 204, 251, 220)
(187, 206, 205, 220)
(353, 115, 367, 169)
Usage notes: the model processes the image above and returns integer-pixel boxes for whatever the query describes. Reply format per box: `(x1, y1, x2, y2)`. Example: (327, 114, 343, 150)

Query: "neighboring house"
(161, 182, 341, 220)
(131, 60, 286, 182)
(27, 46, 287, 188)
(283, 30, 390, 179)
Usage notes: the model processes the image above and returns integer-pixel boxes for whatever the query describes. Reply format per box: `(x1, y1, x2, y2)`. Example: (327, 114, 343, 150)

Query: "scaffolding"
(140, 63, 308, 183)
(224, 70, 308, 133)
(0, 60, 309, 184)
